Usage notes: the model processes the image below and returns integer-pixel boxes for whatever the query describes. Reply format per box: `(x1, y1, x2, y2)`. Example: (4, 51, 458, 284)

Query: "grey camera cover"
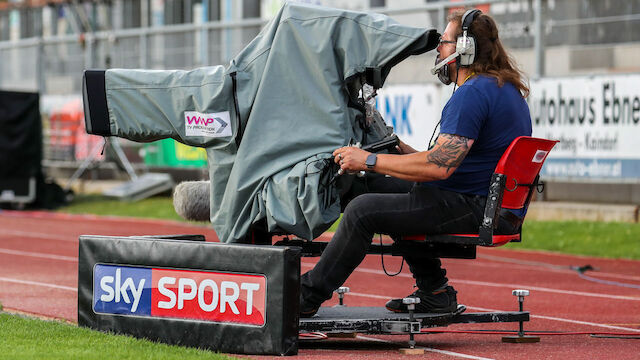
(99, 3, 437, 242)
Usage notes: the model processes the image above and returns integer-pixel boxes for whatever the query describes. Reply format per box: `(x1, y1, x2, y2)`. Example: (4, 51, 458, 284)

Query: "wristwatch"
(365, 153, 377, 170)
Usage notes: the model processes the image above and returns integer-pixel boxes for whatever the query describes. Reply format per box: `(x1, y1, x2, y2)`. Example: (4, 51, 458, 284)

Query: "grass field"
(57, 194, 640, 260)
(60, 194, 186, 222)
(0, 313, 236, 360)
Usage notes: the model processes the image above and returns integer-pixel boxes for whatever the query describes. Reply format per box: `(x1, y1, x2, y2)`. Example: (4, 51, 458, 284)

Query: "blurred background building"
(1, 0, 639, 207)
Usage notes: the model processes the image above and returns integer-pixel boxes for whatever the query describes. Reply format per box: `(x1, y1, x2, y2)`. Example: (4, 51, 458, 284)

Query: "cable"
(427, 67, 460, 150)
(299, 332, 328, 340)
(298, 330, 640, 340)
(576, 271, 640, 290)
(478, 254, 640, 290)
(419, 329, 640, 338)
(380, 233, 404, 276)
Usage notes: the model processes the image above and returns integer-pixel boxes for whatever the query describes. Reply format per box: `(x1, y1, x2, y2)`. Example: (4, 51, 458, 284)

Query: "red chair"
(367, 136, 558, 259)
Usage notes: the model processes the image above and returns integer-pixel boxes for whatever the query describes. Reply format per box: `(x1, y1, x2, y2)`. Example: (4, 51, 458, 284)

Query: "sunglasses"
(438, 37, 456, 46)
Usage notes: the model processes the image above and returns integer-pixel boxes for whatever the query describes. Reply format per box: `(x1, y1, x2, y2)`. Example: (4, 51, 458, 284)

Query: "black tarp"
(0, 90, 41, 180)
(0, 90, 66, 208)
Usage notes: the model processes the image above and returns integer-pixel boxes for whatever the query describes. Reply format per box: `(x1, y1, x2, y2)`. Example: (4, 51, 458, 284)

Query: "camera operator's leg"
(386, 187, 485, 313)
(339, 173, 412, 209)
(300, 185, 483, 316)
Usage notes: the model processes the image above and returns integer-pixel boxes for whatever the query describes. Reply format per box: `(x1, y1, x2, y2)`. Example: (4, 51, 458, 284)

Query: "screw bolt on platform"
(336, 287, 350, 306)
(502, 289, 540, 343)
(327, 287, 357, 338)
(399, 297, 425, 355)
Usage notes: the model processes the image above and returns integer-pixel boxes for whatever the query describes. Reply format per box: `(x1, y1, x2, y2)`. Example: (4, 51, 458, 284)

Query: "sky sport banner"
(377, 74, 640, 181)
(93, 264, 267, 326)
(529, 75, 640, 180)
(78, 235, 300, 355)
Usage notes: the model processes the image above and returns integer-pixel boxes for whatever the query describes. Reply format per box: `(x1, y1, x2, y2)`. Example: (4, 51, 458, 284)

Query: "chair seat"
(401, 233, 520, 247)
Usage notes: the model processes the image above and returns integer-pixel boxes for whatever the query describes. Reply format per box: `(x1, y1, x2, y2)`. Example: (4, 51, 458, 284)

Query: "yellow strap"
(462, 72, 476, 84)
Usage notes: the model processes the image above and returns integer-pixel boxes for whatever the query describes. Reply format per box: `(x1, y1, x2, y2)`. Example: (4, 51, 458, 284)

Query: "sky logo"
(93, 264, 267, 326)
(93, 264, 152, 316)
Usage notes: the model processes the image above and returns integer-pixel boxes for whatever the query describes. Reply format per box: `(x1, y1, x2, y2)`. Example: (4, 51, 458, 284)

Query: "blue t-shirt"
(426, 75, 532, 197)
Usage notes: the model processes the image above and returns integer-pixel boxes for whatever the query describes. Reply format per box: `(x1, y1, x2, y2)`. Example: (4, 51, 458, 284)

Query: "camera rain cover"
(86, 3, 438, 242)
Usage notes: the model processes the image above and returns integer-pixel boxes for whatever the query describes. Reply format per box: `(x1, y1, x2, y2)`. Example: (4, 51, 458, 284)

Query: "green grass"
(511, 220, 640, 260)
(0, 313, 237, 360)
(58, 194, 186, 222)
(57, 195, 640, 260)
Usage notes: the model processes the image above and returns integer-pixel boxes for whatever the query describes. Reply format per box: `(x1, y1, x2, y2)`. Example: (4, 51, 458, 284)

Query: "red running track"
(1, 210, 639, 360)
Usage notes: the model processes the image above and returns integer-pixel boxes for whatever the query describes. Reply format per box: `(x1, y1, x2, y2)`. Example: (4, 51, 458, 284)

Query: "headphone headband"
(461, 9, 482, 34)
(456, 9, 482, 67)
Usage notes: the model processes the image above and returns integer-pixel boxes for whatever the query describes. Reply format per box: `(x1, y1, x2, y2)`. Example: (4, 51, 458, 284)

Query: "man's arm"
(425, 133, 473, 174)
(334, 133, 474, 182)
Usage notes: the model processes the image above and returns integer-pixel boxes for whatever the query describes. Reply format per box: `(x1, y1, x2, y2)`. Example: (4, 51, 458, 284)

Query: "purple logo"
(186, 116, 215, 126)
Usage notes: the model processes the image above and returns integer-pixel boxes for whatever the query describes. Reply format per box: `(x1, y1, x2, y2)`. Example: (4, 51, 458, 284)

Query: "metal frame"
(299, 306, 529, 335)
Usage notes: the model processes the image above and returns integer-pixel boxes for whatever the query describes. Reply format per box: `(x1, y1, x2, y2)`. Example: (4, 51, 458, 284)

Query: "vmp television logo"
(93, 264, 266, 326)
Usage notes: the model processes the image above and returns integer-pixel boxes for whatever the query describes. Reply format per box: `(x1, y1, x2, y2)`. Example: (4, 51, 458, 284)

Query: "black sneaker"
(385, 286, 458, 313)
(299, 295, 320, 318)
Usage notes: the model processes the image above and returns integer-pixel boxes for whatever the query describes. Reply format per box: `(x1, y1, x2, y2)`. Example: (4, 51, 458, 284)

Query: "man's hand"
(333, 147, 370, 173)
(395, 138, 417, 154)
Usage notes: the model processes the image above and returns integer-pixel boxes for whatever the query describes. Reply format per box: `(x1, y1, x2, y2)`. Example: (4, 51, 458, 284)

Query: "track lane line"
(354, 335, 495, 360)
(467, 305, 640, 333)
(0, 277, 76, 292)
(476, 254, 640, 282)
(0, 248, 77, 262)
(301, 262, 640, 302)
(450, 279, 640, 301)
(1, 230, 78, 243)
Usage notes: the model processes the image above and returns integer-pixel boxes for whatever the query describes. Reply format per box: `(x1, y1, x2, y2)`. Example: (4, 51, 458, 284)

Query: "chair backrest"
(494, 136, 558, 210)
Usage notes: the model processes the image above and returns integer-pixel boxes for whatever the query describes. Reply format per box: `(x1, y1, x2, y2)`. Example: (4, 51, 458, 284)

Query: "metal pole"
(534, 0, 545, 79)
(36, 37, 45, 94)
(438, 5, 445, 33)
(201, 0, 209, 66)
(110, 137, 139, 181)
(84, 33, 94, 69)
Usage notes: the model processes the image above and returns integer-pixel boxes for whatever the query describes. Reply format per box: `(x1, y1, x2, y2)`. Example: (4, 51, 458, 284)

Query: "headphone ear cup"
(456, 36, 465, 54)
(458, 36, 476, 66)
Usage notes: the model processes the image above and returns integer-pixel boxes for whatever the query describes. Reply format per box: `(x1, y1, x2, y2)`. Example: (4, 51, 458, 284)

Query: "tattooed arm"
(333, 133, 474, 182)
(425, 134, 474, 176)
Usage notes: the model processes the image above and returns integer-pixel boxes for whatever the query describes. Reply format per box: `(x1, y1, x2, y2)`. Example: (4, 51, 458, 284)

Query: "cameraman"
(300, 9, 532, 316)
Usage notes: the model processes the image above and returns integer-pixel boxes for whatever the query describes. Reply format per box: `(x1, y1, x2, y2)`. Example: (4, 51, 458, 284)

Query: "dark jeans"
(300, 175, 489, 307)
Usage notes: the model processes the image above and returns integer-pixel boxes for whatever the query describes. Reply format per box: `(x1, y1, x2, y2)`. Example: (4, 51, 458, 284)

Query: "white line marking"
(467, 305, 640, 333)
(301, 262, 640, 302)
(450, 279, 640, 301)
(0, 248, 77, 262)
(355, 335, 495, 360)
(476, 254, 640, 282)
(349, 292, 388, 300)
(0, 229, 76, 242)
(0, 277, 76, 292)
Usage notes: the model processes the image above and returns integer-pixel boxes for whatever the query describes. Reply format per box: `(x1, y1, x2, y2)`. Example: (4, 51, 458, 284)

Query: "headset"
(457, 9, 482, 67)
(428, 9, 483, 146)
(431, 9, 482, 83)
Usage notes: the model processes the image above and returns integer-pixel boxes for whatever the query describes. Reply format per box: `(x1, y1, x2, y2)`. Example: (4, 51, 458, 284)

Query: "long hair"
(448, 10, 529, 98)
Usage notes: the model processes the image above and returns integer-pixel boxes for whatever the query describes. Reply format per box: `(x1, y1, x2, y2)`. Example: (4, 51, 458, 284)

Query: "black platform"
(299, 306, 529, 335)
